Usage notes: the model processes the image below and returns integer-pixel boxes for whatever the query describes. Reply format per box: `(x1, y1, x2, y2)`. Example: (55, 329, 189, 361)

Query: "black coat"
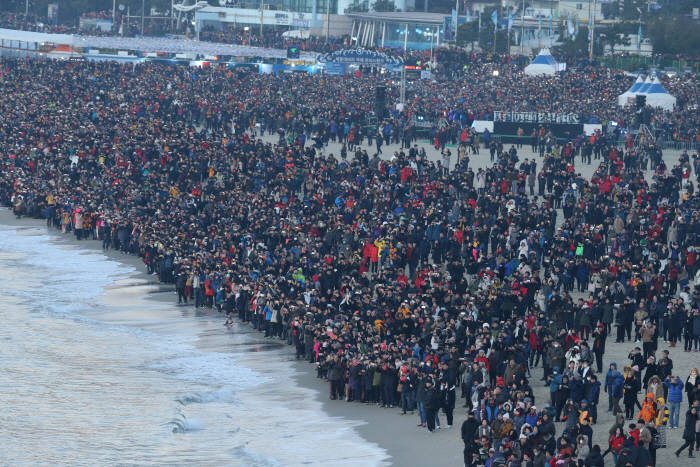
(683, 408, 697, 441)
(424, 386, 440, 410)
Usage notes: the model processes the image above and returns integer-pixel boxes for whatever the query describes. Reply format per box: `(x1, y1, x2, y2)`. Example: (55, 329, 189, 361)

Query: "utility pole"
(326, 0, 331, 41)
(589, 0, 596, 58)
(520, 0, 525, 54)
(260, 0, 264, 36)
(403, 23, 408, 52)
(454, 0, 459, 44)
(493, 14, 497, 53)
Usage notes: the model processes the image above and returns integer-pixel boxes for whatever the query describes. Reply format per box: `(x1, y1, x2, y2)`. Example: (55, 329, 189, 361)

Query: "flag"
(491, 10, 498, 27)
(549, 13, 553, 35)
(508, 13, 514, 31)
(575, 16, 579, 35)
(638, 23, 643, 49)
(538, 16, 542, 38)
(588, 14, 593, 41)
(567, 14, 575, 37)
(452, 9, 458, 33)
(478, 13, 482, 31)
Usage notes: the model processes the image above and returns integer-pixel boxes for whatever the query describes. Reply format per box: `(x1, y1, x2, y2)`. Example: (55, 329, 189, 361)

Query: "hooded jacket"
(638, 392, 656, 423)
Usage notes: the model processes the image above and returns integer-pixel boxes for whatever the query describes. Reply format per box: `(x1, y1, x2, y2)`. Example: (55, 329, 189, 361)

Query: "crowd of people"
(1, 55, 700, 467)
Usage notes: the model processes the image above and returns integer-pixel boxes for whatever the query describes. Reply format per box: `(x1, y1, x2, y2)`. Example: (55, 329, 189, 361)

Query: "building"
(347, 12, 446, 49)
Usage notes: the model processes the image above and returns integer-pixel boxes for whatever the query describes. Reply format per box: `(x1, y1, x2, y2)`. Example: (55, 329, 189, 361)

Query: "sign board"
(317, 48, 404, 66)
(322, 62, 345, 75)
(493, 111, 580, 124)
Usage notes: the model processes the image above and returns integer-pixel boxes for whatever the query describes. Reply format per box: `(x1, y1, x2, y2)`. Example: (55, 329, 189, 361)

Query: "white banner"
(493, 111, 580, 124)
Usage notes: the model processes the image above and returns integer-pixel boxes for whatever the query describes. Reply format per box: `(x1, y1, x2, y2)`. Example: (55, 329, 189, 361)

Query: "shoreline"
(0, 207, 401, 466)
(5, 192, 698, 466)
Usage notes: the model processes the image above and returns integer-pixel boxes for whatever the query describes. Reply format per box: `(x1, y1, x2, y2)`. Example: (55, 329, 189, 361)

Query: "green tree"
(345, 0, 369, 12)
(456, 20, 478, 49)
(477, 7, 509, 53)
(372, 0, 396, 11)
(647, 15, 700, 55)
(13, 0, 172, 23)
(598, 22, 631, 54)
(555, 26, 590, 58)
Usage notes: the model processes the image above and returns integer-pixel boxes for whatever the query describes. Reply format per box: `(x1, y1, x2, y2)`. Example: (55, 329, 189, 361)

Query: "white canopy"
(524, 48, 558, 76)
(637, 76, 653, 94)
(617, 75, 643, 106)
(617, 75, 676, 111)
(644, 76, 676, 111)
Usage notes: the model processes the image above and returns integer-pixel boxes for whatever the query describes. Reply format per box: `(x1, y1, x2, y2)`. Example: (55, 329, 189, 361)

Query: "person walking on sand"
(675, 405, 698, 458)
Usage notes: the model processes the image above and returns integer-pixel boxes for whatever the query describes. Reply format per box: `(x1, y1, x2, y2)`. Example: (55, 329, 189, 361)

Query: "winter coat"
(605, 366, 623, 398)
(664, 379, 683, 403)
(584, 449, 604, 467)
(683, 408, 697, 441)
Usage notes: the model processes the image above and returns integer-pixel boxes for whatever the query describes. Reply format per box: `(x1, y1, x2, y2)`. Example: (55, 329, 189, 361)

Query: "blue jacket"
(549, 374, 563, 394)
(605, 368, 623, 398)
(586, 381, 601, 405)
(525, 412, 538, 427)
(664, 379, 683, 403)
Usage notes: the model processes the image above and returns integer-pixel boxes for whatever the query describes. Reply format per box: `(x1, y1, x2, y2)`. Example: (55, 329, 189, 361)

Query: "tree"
(7, 0, 172, 23)
(598, 22, 631, 54)
(601, 2, 619, 20)
(456, 20, 478, 49)
(555, 26, 590, 59)
(345, 0, 369, 12)
(476, 7, 509, 54)
(647, 15, 700, 55)
(372, 0, 396, 12)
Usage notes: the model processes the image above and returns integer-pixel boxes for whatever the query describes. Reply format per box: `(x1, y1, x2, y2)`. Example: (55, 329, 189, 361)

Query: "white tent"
(617, 75, 644, 106)
(644, 76, 676, 111)
(524, 48, 559, 76)
(636, 76, 653, 94)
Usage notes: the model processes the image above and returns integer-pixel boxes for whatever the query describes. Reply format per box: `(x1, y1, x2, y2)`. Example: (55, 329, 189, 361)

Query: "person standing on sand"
(424, 378, 440, 433)
(461, 411, 478, 466)
(175, 270, 188, 304)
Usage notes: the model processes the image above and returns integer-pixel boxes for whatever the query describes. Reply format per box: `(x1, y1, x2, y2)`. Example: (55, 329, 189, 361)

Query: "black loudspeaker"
(635, 94, 646, 109)
(375, 85, 386, 119)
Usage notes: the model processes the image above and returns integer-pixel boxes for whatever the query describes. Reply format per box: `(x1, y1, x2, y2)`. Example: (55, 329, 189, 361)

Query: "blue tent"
(524, 48, 559, 76)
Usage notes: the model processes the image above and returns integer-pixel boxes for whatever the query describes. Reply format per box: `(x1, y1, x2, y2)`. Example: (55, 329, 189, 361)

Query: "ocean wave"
(166, 411, 205, 433)
(231, 445, 283, 467)
(175, 387, 238, 405)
